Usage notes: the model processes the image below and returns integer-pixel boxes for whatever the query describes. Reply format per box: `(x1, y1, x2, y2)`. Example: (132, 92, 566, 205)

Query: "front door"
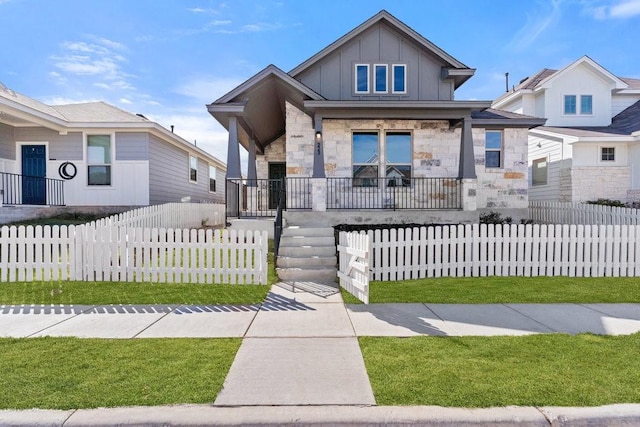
(268, 162, 286, 210)
(21, 145, 47, 205)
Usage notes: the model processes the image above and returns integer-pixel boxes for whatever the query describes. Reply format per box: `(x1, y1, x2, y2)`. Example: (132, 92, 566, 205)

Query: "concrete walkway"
(1, 282, 640, 425)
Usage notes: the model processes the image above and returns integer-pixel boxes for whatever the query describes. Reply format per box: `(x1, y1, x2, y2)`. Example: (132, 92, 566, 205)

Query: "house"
(492, 56, 640, 203)
(0, 83, 226, 224)
(208, 10, 545, 227)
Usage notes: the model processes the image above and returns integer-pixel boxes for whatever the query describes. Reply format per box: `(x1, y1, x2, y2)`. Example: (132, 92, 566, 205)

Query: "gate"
(337, 231, 370, 304)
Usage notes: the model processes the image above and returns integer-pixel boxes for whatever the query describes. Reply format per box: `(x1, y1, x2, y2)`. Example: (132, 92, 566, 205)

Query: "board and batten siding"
(528, 133, 570, 202)
(294, 21, 454, 102)
(115, 132, 149, 161)
(148, 135, 223, 205)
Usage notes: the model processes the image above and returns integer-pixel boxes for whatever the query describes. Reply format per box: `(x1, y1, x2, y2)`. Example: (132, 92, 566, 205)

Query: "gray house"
(209, 10, 544, 229)
(0, 84, 226, 223)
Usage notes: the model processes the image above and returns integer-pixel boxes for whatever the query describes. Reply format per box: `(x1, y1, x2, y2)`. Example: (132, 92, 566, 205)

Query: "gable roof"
(536, 56, 627, 90)
(52, 102, 150, 123)
(289, 10, 475, 88)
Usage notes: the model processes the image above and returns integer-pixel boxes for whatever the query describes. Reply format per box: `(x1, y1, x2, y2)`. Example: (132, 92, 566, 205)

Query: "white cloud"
(119, 98, 132, 104)
(506, 0, 562, 52)
(209, 20, 231, 26)
(51, 37, 131, 83)
(42, 96, 101, 105)
(586, 0, 640, 19)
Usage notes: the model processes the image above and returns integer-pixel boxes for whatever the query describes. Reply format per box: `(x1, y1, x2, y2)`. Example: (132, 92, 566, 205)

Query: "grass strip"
(0, 337, 240, 409)
(0, 281, 270, 305)
(342, 276, 640, 304)
(360, 333, 640, 407)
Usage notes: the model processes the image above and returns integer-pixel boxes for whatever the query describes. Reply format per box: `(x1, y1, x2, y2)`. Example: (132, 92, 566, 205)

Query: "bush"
(585, 198, 626, 207)
(479, 211, 512, 224)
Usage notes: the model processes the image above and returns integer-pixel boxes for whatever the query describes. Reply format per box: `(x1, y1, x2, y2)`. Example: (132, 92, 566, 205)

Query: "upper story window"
(209, 165, 217, 192)
(87, 135, 111, 186)
(352, 132, 379, 186)
(374, 64, 387, 93)
(392, 64, 406, 94)
(485, 131, 503, 168)
(385, 132, 411, 187)
(189, 155, 198, 182)
(355, 64, 369, 94)
(564, 94, 592, 115)
(580, 95, 593, 115)
(601, 147, 615, 162)
(532, 157, 548, 186)
(564, 95, 577, 115)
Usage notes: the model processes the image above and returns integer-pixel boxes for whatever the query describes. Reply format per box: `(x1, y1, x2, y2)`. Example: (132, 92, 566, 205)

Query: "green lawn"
(342, 276, 640, 304)
(0, 337, 240, 409)
(0, 281, 270, 305)
(360, 333, 640, 407)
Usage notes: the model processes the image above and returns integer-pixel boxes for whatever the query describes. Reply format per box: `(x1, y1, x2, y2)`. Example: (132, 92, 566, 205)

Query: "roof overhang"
(538, 56, 628, 90)
(0, 98, 67, 132)
(303, 100, 491, 120)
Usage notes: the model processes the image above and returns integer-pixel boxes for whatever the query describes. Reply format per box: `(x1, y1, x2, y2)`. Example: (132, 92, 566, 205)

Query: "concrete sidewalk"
(1, 282, 639, 425)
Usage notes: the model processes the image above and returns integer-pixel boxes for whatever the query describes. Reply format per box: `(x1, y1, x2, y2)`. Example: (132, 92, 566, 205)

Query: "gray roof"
(471, 108, 546, 128)
(52, 102, 149, 123)
(0, 82, 67, 121)
(540, 100, 640, 138)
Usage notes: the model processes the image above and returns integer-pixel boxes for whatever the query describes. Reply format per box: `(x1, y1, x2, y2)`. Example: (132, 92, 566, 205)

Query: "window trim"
(580, 94, 593, 115)
(352, 130, 380, 187)
(484, 130, 503, 169)
(532, 157, 548, 186)
(384, 131, 412, 187)
(600, 146, 615, 162)
(86, 133, 113, 187)
(189, 155, 198, 183)
(392, 64, 407, 94)
(563, 94, 577, 115)
(209, 164, 217, 193)
(354, 64, 370, 94)
(373, 64, 388, 94)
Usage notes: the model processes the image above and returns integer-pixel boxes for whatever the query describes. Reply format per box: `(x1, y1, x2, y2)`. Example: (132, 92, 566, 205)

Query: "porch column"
(226, 116, 242, 179)
(247, 138, 257, 186)
(458, 116, 476, 179)
(312, 114, 325, 178)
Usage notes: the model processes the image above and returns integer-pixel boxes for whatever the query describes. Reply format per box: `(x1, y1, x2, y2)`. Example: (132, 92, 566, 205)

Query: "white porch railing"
(529, 201, 640, 225)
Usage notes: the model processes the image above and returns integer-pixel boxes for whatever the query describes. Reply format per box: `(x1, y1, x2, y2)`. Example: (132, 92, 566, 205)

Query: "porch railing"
(0, 172, 65, 206)
(327, 177, 461, 210)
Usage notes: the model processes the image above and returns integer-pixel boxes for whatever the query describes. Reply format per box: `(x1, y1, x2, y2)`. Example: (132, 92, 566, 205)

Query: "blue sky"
(1, 0, 639, 163)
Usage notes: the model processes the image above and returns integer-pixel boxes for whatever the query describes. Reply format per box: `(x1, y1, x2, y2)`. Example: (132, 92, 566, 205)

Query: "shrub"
(585, 198, 626, 207)
(479, 211, 512, 224)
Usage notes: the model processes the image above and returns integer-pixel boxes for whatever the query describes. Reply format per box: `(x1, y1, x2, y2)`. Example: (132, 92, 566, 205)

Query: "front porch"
(0, 171, 65, 207)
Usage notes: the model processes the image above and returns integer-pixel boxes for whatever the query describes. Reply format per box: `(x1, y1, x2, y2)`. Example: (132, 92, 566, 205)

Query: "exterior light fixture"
(315, 131, 322, 142)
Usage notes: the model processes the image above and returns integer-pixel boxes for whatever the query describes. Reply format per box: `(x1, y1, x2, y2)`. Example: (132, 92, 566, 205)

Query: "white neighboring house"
(493, 56, 640, 203)
(0, 83, 226, 222)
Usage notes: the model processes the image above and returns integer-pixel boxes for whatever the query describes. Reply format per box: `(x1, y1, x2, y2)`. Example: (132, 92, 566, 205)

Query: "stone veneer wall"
(570, 166, 631, 203)
(473, 128, 529, 210)
(275, 102, 531, 211)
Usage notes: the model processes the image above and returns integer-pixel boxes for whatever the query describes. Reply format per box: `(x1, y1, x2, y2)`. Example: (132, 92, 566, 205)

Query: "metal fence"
(327, 177, 461, 210)
(0, 172, 65, 206)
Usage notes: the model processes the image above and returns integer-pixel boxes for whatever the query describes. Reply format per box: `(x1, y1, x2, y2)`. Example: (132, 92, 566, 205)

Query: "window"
(355, 64, 369, 94)
(532, 157, 548, 186)
(601, 147, 615, 161)
(564, 95, 577, 115)
(392, 64, 406, 94)
(87, 135, 111, 185)
(352, 132, 379, 186)
(189, 155, 198, 182)
(485, 131, 503, 168)
(209, 165, 217, 192)
(385, 132, 411, 187)
(580, 95, 593, 115)
(374, 64, 387, 93)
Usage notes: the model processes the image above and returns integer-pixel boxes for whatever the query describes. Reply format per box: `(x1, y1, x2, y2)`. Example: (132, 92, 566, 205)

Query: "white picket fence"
(90, 202, 226, 229)
(368, 224, 640, 280)
(0, 202, 269, 284)
(530, 201, 640, 225)
(337, 231, 371, 304)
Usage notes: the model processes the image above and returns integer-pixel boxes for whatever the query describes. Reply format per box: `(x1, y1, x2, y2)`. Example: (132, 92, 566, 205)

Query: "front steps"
(276, 226, 337, 282)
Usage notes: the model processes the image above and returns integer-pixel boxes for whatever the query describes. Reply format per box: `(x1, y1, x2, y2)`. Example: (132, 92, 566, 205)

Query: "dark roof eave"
(472, 118, 547, 128)
(304, 100, 492, 111)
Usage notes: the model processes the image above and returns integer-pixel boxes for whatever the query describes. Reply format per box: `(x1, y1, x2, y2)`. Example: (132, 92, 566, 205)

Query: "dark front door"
(22, 145, 47, 205)
(268, 162, 286, 210)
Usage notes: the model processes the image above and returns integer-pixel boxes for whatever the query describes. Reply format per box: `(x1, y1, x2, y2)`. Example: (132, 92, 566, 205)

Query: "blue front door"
(22, 145, 47, 205)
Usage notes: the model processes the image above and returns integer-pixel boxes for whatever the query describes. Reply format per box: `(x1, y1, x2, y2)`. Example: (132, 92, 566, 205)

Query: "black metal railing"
(273, 178, 286, 259)
(285, 177, 312, 211)
(326, 177, 461, 210)
(225, 178, 287, 218)
(0, 172, 65, 206)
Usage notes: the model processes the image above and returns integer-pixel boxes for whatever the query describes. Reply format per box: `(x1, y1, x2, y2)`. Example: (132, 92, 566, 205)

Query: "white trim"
(531, 156, 549, 186)
(85, 132, 114, 187)
(189, 154, 198, 184)
(373, 64, 388, 94)
(484, 130, 503, 169)
(16, 141, 49, 177)
(391, 64, 407, 94)
(598, 145, 616, 163)
(563, 94, 577, 116)
(579, 94, 593, 115)
(208, 164, 217, 193)
(354, 64, 370, 94)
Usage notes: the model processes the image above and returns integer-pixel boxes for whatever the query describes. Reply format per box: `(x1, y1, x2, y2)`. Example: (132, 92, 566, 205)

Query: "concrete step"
(278, 245, 336, 257)
(276, 266, 337, 282)
(277, 255, 337, 268)
(279, 235, 335, 247)
(281, 226, 334, 238)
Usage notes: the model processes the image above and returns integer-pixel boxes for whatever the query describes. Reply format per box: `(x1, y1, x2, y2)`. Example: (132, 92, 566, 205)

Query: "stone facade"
(253, 103, 531, 213)
(570, 166, 631, 203)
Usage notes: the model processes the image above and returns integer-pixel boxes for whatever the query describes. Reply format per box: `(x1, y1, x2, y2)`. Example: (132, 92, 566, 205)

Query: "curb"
(2, 404, 640, 426)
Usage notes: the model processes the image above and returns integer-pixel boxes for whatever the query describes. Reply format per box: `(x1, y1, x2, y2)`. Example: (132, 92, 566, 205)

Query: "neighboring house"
(493, 56, 640, 203)
(208, 10, 544, 226)
(0, 83, 226, 223)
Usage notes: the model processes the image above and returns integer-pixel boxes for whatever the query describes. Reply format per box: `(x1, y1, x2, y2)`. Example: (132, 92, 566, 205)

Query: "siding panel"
(0, 123, 15, 159)
(116, 132, 149, 161)
(14, 127, 82, 160)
